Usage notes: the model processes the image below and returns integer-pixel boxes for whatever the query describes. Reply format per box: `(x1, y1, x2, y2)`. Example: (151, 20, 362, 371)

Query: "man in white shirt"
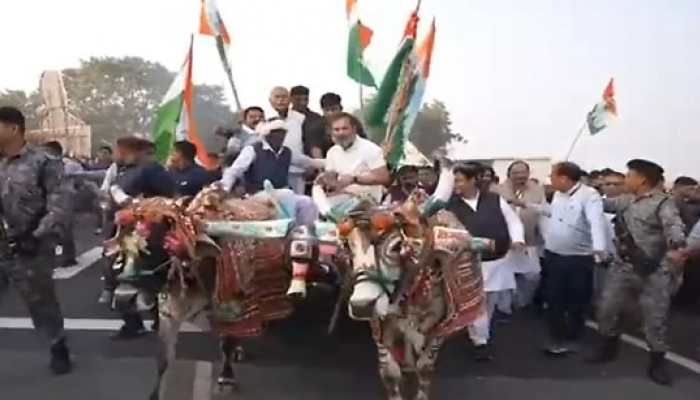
(316, 112, 391, 207)
(522, 162, 608, 355)
(269, 86, 306, 194)
(447, 162, 526, 361)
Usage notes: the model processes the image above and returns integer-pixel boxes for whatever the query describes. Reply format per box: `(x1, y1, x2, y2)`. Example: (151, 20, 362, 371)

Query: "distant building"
(25, 71, 91, 157)
(456, 157, 552, 183)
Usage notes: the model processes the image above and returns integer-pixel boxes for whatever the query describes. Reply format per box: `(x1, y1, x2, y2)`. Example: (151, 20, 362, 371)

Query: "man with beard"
(269, 86, 307, 194)
(298, 92, 349, 195)
(316, 112, 391, 206)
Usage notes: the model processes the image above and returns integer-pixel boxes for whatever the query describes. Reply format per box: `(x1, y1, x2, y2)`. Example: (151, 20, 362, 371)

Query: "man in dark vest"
(446, 162, 525, 362)
(219, 119, 324, 226)
(220, 119, 324, 195)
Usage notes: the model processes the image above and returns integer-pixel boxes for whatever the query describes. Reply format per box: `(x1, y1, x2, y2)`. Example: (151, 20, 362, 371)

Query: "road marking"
(53, 246, 103, 280)
(586, 320, 700, 375)
(192, 361, 213, 400)
(0, 317, 203, 333)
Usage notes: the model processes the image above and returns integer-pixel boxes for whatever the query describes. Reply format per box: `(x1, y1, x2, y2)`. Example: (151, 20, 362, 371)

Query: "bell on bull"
(286, 224, 317, 297)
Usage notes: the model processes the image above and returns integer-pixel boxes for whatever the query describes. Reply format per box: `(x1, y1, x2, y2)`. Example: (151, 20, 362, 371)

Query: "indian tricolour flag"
(365, 9, 419, 137)
(151, 38, 212, 168)
(586, 78, 617, 135)
(346, 0, 376, 87)
(399, 18, 436, 157)
(199, 0, 242, 111)
(366, 10, 437, 168)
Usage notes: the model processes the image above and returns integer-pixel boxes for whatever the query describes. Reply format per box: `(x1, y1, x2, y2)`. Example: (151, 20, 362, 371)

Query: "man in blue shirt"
(167, 140, 215, 197)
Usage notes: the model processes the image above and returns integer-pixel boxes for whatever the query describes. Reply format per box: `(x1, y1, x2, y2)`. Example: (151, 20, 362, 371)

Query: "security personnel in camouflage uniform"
(0, 106, 72, 374)
(587, 159, 687, 386)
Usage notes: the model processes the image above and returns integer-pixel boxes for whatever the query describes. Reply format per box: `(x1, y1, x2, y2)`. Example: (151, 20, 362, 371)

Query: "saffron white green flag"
(346, 0, 376, 87)
(586, 78, 617, 135)
(151, 38, 212, 168)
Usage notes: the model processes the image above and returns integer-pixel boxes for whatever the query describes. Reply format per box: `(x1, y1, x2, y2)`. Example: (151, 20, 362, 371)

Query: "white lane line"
(586, 320, 700, 375)
(192, 361, 213, 400)
(0, 317, 203, 333)
(53, 246, 103, 280)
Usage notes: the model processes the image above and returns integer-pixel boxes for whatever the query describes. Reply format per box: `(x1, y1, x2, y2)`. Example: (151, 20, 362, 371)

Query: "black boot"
(648, 352, 672, 386)
(49, 339, 73, 375)
(473, 344, 493, 362)
(110, 313, 147, 340)
(585, 335, 620, 363)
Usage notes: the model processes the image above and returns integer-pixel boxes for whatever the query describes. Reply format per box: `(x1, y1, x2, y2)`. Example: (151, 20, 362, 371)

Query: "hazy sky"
(1, 0, 698, 178)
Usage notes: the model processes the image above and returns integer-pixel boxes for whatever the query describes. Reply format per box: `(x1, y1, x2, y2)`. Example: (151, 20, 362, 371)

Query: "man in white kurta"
(446, 163, 525, 361)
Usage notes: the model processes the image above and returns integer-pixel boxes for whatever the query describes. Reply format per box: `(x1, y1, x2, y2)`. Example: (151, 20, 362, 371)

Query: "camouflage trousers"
(596, 261, 679, 352)
(0, 241, 65, 345)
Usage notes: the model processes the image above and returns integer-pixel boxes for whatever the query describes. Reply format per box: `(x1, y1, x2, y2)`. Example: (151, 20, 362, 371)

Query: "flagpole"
(359, 83, 364, 114)
(215, 37, 243, 112)
(564, 119, 588, 161)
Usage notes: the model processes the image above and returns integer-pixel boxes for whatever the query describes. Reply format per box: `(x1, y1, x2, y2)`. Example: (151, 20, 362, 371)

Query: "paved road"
(1, 214, 699, 399)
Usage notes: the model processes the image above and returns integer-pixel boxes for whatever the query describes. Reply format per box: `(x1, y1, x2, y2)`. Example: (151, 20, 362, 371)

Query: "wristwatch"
(352, 175, 359, 184)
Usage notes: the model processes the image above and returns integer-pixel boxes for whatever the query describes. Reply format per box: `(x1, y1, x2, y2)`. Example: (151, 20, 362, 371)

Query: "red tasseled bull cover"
(212, 239, 293, 337)
(432, 249, 485, 337)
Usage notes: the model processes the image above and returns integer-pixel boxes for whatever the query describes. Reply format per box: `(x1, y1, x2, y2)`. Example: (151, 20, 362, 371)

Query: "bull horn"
(420, 158, 455, 218)
(203, 218, 294, 239)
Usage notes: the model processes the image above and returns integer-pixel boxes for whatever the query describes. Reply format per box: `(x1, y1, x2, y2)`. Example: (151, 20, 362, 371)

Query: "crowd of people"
(0, 82, 699, 390)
